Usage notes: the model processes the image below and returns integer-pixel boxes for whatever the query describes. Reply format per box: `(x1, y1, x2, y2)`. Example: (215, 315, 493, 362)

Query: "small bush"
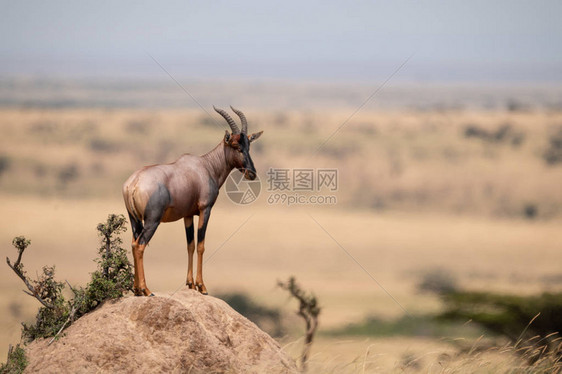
(8, 302, 22, 319)
(417, 267, 458, 295)
(273, 112, 288, 127)
(6, 236, 69, 343)
(543, 129, 562, 165)
(126, 119, 150, 134)
(0, 345, 27, 374)
(0, 155, 11, 177)
(200, 116, 217, 128)
(74, 214, 134, 318)
(218, 293, 283, 337)
(463, 123, 525, 147)
(524, 204, 538, 219)
(439, 291, 562, 343)
(5, 214, 133, 345)
(21, 265, 69, 342)
(57, 163, 79, 186)
(506, 99, 530, 112)
(89, 138, 120, 153)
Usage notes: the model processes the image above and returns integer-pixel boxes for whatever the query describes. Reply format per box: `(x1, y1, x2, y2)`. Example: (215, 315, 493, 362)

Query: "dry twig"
(278, 276, 321, 372)
(6, 237, 54, 309)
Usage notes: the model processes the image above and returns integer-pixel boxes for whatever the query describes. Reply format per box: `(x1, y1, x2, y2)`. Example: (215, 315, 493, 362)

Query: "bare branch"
(278, 276, 321, 372)
(6, 237, 55, 309)
(48, 304, 77, 346)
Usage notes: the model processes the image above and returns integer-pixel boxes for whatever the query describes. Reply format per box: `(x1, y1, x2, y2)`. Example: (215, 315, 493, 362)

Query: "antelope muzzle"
(243, 168, 257, 180)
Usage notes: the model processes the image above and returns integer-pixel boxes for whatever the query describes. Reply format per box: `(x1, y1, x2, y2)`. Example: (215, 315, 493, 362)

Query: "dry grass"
(1, 108, 562, 216)
(1, 104, 562, 371)
(281, 334, 561, 373)
(1, 195, 561, 368)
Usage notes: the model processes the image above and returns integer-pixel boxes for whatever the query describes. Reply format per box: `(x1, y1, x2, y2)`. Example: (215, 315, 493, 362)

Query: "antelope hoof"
(134, 287, 153, 297)
(196, 284, 208, 295)
(186, 281, 195, 290)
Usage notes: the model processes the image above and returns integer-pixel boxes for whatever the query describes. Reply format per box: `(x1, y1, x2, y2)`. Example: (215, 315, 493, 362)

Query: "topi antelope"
(122, 106, 263, 296)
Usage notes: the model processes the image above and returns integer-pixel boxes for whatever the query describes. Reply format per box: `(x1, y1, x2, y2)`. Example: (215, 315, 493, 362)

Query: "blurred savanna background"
(1, 1, 562, 372)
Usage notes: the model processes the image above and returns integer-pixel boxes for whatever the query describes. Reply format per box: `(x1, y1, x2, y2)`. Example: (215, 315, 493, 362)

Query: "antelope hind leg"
(132, 243, 153, 296)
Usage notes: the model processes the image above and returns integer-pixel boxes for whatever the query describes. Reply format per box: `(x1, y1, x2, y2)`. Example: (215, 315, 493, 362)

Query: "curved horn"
(213, 106, 240, 134)
(230, 106, 248, 134)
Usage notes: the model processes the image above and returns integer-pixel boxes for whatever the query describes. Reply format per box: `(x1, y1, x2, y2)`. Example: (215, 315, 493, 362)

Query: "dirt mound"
(23, 290, 297, 374)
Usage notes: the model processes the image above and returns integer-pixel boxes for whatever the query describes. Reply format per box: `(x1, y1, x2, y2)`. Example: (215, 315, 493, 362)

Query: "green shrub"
(544, 128, 562, 165)
(0, 154, 11, 177)
(439, 291, 562, 342)
(218, 293, 283, 337)
(74, 214, 133, 317)
(6, 237, 69, 343)
(417, 267, 458, 295)
(326, 314, 483, 338)
(5, 214, 133, 346)
(0, 345, 27, 374)
(21, 266, 69, 342)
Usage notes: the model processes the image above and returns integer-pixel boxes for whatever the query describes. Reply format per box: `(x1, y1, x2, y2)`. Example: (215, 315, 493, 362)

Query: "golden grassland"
(1, 197, 561, 371)
(1, 107, 562, 216)
(1, 107, 561, 371)
(284, 335, 562, 373)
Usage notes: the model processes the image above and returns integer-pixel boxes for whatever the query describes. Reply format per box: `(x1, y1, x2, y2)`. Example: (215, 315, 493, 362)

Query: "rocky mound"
(24, 290, 297, 374)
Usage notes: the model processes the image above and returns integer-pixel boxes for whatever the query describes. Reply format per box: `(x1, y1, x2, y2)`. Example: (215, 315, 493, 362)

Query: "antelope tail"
(123, 179, 142, 223)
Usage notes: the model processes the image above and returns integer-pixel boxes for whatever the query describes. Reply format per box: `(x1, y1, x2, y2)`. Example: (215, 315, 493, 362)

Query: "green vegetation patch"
(325, 314, 484, 339)
(218, 293, 283, 337)
(0, 345, 27, 374)
(2, 213, 134, 371)
(439, 291, 562, 342)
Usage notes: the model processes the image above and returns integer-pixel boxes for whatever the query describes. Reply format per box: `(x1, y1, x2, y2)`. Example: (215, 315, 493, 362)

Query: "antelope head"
(214, 106, 263, 180)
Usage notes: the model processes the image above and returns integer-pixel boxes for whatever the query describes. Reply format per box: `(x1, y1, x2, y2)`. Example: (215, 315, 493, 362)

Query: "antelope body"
(123, 107, 262, 296)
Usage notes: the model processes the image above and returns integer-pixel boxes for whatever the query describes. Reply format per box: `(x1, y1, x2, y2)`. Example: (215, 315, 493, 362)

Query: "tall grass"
(281, 335, 561, 373)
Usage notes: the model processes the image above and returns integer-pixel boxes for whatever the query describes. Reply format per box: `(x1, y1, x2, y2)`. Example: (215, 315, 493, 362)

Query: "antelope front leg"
(184, 216, 195, 289)
(196, 207, 212, 295)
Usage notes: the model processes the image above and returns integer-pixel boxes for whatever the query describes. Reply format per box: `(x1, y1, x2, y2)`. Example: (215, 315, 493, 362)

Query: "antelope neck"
(201, 142, 235, 187)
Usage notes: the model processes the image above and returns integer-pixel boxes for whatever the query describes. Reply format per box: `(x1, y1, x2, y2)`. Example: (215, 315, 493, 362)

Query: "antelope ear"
(248, 131, 263, 143)
(224, 130, 231, 144)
